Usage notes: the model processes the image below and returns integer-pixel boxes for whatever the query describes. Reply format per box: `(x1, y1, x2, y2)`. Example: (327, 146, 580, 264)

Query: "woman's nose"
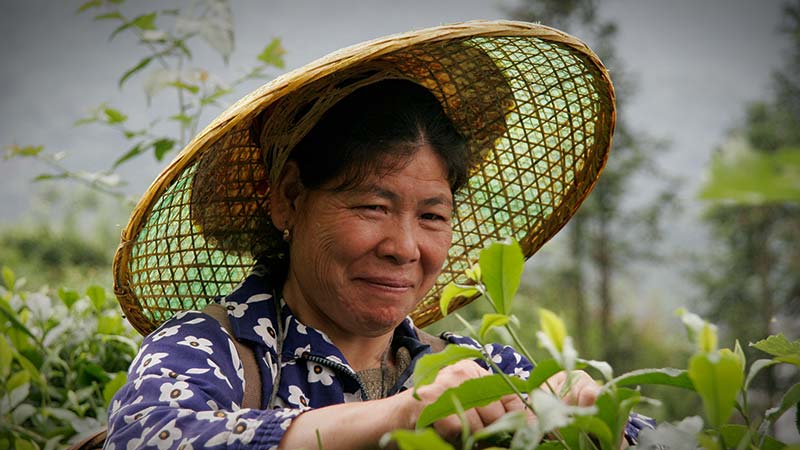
(377, 221, 421, 264)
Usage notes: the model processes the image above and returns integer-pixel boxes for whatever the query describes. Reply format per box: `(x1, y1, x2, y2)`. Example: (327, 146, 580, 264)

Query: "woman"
(108, 21, 649, 449)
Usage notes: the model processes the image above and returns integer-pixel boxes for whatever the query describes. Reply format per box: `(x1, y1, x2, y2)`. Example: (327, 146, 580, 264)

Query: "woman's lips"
(356, 277, 414, 291)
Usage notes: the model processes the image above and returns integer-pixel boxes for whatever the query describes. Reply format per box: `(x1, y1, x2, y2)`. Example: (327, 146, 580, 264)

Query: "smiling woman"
(105, 20, 643, 450)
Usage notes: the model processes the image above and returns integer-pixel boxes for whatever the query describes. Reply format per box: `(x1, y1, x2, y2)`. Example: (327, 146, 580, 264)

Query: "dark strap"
(203, 303, 262, 409)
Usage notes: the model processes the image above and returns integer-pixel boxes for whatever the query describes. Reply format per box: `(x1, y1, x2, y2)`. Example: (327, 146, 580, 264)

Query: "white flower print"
(227, 338, 244, 384)
(287, 385, 311, 410)
(135, 351, 169, 377)
(274, 408, 301, 420)
(158, 367, 189, 381)
(128, 344, 149, 375)
(263, 352, 278, 375)
(513, 366, 530, 379)
(246, 293, 272, 304)
(126, 425, 154, 450)
(207, 358, 233, 389)
(306, 361, 335, 386)
(293, 345, 311, 358)
(224, 301, 248, 318)
(295, 322, 307, 335)
(197, 409, 229, 423)
(186, 367, 210, 375)
(173, 311, 205, 322)
(124, 406, 158, 425)
(151, 324, 181, 342)
(158, 380, 194, 407)
(253, 317, 278, 350)
(175, 436, 198, 450)
(147, 419, 183, 450)
(228, 417, 264, 444)
(177, 335, 214, 355)
(343, 391, 362, 403)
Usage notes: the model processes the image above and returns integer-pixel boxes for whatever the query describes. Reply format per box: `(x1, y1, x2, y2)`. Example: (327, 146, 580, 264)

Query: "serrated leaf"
(688, 349, 744, 428)
(577, 358, 613, 381)
(607, 367, 694, 391)
(104, 108, 127, 124)
(479, 313, 510, 341)
(719, 424, 785, 450)
(86, 285, 106, 310)
(439, 283, 478, 317)
(412, 345, 483, 390)
(530, 389, 596, 434)
(152, 138, 175, 161)
(417, 374, 529, 427)
(257, 38, 286, 68)
(381, 428, 454, 450)
(479, 240, 524, 314)
(595, 387, 641, 450)
(118, 56, 152, 88)
(2, 266, 15, 290)
(571, 415, 614, 449)
(751, 334, 800, 367)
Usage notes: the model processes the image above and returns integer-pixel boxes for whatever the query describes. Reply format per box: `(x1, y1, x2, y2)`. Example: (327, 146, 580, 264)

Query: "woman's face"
(280, 144, 453, 338)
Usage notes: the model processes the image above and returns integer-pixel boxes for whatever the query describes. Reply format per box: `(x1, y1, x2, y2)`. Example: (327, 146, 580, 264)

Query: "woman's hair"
(289, 79, 469, 193)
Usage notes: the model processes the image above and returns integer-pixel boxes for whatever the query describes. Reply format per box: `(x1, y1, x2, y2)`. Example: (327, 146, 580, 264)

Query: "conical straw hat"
(113, 20, 615, 336)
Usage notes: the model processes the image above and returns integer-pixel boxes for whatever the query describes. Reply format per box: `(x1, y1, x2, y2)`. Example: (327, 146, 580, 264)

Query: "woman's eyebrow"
(352, 186, 452, 208)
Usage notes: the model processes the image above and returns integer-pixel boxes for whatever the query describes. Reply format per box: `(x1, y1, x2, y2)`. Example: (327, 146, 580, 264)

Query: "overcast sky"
(0, 0, 789, 308)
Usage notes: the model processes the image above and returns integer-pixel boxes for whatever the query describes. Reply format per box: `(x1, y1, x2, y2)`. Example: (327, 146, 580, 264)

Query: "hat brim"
(114, 20, 615, 336)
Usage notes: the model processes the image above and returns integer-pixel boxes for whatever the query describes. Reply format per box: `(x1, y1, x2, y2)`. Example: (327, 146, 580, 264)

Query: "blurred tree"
(507, 0, 676, 358)
(698, 0, 800, 406)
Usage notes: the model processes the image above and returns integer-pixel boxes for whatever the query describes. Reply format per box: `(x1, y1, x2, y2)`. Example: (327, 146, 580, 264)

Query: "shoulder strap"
(417, 329, 448, 353)
(203, 303, 262, 409)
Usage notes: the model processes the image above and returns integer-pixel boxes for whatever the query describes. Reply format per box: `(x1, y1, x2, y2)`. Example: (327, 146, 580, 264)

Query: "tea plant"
(0, 267, 141, 449)
(385, 240, 800, 449)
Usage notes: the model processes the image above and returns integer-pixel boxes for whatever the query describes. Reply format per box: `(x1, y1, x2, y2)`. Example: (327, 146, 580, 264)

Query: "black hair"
(289, 79, 469, 193)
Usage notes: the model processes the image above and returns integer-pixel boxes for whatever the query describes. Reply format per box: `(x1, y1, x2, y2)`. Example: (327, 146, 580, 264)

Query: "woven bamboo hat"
(113, 20, 615, 336)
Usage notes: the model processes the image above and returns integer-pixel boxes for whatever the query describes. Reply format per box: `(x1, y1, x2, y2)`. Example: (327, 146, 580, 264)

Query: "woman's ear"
(270, 160, 304, 230)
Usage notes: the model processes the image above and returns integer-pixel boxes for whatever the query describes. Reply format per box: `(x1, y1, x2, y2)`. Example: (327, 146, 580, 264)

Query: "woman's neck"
(281, 278, 395, 371)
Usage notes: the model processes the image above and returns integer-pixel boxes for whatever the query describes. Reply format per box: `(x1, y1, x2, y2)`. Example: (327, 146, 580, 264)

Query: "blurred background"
(1, 0, 798, 446)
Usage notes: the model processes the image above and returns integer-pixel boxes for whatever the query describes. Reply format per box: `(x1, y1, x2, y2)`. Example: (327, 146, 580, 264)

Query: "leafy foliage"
(388, 240, 800, 450)
(0, 267, 140, 448)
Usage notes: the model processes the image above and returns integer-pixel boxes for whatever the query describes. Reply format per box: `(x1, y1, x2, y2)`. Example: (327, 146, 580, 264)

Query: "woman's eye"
(360, 205, 386, 212)
(421, 213, 447, 221)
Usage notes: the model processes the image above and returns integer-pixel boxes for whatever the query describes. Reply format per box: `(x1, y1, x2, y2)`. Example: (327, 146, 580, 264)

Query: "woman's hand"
(410, 360, 531, 441)
(543, 370, 600, 407)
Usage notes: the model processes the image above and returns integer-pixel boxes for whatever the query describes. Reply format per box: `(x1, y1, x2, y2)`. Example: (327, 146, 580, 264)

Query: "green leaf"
(97, 315, 123, 335)
(439, 283, 478, 317)
(688, 349, 744, 428)
(719, 424, 785, 450)
(471, 410, 527, 442)
(751, 333, 800, 367)
(12, 351, 43, 387)
(571, 415, 614, 449)
(257, 38, 286, 68)
(112, 143, 144, 168)
(479, 313, 509, 341)
(2, 266, 15, 290)
(0, 337, 11, 381)
(152, 138, 176, 161)
(169, 114, 193, 126)
(530, 389, 597, 434)
(479, 240, 524, 314)
(131, 12, 157, 30)
(733, 340, 746, 369)
(77, 0, 103, 12)
(86, 285, 106, 310)
(6, 370, 30, 394)
(103, 108, 128, 124)
(0, 382, 29, 415)
(57, 287, 80, 309)
(412, 345, 483, 391)
(118, 56, 152, 87)
(744, 359, 779, 391)
(167, 81, 200, 94)
(538, 308, 567, 352)
(417, 374, 529, 427)
(200, 87, 232, 106)
(12, 438, 36, 450)
(5, 145, 44, 158)
(33, 173, 67, 182)
(765, 382, 800, 423)
(94, 12, 124, 21)
(103, 372, 128, 406)
(577, 358, 613, 381)
(380, 428, 454, 450)
(526, 359, 562, 391)
(595, 387, 641, 450)
(607, 367, 694, 390)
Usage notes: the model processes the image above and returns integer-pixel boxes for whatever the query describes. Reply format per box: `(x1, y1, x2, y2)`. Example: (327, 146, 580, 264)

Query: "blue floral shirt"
(106, 267, 654, 449)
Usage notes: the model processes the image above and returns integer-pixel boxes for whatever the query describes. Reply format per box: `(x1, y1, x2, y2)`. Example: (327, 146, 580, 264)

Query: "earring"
(282, 228, 291, 242)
